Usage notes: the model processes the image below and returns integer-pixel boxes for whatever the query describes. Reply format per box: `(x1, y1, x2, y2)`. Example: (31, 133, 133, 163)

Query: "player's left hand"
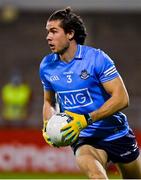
(61, 111, 93, 143)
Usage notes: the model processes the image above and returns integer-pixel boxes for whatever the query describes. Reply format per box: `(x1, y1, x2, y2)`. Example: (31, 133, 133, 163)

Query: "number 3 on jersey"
(66, 75, 72, 83)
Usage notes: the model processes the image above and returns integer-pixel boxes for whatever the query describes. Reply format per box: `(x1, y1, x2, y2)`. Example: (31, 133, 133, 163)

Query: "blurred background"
(0, 0, 141, 178)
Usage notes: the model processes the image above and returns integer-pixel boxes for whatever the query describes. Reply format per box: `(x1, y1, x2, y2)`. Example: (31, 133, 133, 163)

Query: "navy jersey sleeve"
(95, 50, 120, 83)
(39, 56, 54, 91)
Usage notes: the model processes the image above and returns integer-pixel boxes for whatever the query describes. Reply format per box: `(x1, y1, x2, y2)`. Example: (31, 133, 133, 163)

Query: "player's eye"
(51, 30, 58, 34)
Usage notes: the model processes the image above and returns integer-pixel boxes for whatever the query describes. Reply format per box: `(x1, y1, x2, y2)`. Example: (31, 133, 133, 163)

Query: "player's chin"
(51, 49, 59, 54)
(50, 48, 56, 53)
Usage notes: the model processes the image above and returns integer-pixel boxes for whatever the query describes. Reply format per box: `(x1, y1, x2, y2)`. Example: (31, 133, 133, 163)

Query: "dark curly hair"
(48, 7, 87, 45)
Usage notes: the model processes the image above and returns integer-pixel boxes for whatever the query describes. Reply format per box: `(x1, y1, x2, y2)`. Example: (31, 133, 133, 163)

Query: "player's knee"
(76, 154, 108, 179)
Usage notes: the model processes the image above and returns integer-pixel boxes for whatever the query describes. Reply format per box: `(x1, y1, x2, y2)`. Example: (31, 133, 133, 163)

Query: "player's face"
(46, 20, 71, 54)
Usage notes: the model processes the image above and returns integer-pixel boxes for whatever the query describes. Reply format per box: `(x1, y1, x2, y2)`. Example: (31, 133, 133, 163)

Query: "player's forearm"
(43, 102, 55, 121)
(90, 95, 129, 122)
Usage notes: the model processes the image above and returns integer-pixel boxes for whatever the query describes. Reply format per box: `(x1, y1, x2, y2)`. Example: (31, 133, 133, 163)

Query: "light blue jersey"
(40, 45, 129, 141)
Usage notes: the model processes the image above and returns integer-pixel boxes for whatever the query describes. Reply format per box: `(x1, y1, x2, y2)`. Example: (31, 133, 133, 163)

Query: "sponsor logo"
(57, 88, 93, 109)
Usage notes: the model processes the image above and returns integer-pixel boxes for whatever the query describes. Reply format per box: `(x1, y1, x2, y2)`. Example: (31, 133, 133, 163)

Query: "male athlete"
(39, 7, 141, 179)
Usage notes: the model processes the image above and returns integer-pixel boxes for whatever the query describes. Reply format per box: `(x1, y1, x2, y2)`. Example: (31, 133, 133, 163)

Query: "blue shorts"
(71, 129, 140, 163)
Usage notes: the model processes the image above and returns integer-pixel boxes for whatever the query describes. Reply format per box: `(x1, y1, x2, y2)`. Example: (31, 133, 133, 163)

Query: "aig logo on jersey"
(80, 69, 90, 80)
(50, 75, 60, 81)
(58, 88, 93, 109)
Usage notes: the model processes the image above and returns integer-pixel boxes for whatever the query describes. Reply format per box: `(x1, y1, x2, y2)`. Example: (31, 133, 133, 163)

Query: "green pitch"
(0, 172, 86, 179)
(0, 171, 121, 179)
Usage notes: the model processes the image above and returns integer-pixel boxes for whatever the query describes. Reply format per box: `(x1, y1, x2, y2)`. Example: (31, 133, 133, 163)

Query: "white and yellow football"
(46, 113, 73, 147)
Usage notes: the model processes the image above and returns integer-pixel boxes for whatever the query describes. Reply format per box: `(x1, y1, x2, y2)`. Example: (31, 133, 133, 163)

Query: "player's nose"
(46, 32, 53, 41)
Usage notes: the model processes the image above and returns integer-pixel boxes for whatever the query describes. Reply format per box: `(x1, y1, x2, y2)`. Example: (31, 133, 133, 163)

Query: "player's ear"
(68, 30, 75, 40)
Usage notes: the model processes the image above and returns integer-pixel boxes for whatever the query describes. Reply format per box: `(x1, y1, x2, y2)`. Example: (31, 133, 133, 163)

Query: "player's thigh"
(118, 154, 141, 179)
(75, 144, 108, 170)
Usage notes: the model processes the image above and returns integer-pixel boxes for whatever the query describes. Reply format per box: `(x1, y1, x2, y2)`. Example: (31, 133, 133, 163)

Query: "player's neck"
(59, 41, 77, 63)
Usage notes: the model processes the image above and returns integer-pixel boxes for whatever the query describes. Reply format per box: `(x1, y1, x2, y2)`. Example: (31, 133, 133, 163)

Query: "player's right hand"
(42, 120, 54, 146)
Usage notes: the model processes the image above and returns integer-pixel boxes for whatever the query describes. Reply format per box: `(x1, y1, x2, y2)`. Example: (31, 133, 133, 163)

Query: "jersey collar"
(52, 53, 58, 62)
(52, 44, 83, 61)
(74, 44, 83, 59)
